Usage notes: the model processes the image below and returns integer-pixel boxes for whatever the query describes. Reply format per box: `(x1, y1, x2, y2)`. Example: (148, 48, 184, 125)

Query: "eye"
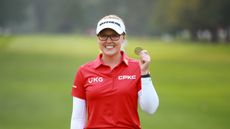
(98, 35, 108, 41)
(111, 34, 121, 41)
(111, 34, 120, 38)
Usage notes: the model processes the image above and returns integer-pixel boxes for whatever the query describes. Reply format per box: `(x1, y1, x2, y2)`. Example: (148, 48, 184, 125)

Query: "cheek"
(98, 41, 104, 49)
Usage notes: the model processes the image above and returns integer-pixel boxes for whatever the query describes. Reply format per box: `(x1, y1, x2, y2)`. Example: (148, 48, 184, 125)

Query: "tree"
(150, 0, 230, 42)
(0, 0, 28, 27)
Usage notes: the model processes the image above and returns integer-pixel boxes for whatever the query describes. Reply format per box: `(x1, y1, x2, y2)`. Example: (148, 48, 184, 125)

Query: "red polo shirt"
(72, 51, 142, 129)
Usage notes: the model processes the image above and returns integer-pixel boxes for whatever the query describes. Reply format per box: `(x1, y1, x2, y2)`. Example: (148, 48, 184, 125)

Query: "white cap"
(96, 18, 126, 35)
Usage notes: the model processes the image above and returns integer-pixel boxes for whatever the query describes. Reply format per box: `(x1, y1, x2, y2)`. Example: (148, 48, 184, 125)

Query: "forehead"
(99, 28, 118, 35)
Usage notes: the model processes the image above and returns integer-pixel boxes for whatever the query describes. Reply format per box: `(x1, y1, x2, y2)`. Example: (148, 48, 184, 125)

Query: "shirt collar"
(93, 51, 129, 69)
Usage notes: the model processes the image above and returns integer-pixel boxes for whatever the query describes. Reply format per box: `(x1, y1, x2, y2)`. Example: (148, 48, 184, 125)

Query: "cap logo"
(99, 21, 121, 27)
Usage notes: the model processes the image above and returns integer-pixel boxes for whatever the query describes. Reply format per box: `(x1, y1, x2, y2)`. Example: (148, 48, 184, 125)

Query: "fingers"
(138, 49, 151, 75)
(140, 49, 149, 55)
(139, 50, 151, 64)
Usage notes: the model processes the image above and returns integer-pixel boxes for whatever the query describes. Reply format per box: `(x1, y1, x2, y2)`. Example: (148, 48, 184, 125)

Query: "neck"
(102, 52, 122, 69)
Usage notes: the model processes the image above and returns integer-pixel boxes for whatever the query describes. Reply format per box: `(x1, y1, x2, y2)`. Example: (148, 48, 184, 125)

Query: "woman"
(71, 15, 159, 129)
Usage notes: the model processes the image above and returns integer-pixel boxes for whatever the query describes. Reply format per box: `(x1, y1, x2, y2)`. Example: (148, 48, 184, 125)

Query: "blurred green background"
(0, 35, 230, 129)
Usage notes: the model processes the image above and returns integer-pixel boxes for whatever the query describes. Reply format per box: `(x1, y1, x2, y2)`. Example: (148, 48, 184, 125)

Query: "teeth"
(105, 45, 114, 49)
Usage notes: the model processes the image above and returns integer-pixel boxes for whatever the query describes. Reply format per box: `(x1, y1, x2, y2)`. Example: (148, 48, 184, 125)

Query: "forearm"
(138, 77, 159, 114)
(70, 97, 86, 129)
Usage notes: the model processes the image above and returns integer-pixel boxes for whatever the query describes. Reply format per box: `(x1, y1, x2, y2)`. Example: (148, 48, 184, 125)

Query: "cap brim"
(96, 23, 123, 35)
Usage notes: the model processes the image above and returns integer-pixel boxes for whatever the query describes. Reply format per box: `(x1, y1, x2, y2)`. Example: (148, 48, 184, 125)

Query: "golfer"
(70, 15, 159, 129)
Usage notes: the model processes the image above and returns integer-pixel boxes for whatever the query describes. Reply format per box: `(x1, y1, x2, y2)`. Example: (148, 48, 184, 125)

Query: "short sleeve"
(137, 62, 142, 92)
(137, 75, 142, 92)
(71, 67, 86, 99)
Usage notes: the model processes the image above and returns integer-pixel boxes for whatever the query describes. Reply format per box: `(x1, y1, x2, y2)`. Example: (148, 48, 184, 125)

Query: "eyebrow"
(100, 34, 119, 36)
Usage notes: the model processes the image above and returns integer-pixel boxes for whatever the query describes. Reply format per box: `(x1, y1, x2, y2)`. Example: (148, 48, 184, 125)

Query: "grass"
(0, 35, 230, 129)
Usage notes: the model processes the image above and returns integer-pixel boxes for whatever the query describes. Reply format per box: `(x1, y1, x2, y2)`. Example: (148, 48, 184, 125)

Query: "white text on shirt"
(88, 77, 103, 83)
(118, 75, 136, 80)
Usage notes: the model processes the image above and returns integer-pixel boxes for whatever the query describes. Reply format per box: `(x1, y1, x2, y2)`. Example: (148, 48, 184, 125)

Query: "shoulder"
(127, 57, 139, 65)
(126, 57, 140, 69)
(78, 59, 97, 70)
(125, 56, 141, 76)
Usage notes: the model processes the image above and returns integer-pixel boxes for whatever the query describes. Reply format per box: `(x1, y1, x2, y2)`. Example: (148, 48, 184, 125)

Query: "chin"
(103, 50, 118, 56)
(104, 52, 115, 56)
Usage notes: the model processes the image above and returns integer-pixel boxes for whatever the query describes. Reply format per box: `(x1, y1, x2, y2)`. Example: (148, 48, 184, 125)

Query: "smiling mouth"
(105, 45, 115, 49)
